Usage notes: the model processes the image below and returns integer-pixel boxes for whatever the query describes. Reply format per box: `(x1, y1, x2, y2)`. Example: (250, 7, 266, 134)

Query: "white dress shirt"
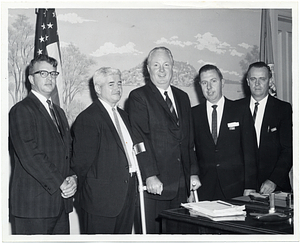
(206, 96, 225, 137)
(99, 98, 137, 173)
(250, 95, 268, 147)
(157, 85, 178, 116)
(31, 90, 53, 117)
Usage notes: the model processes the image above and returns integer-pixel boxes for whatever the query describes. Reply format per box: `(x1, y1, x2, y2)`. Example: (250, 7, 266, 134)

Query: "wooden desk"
(159, 206, 293, 234)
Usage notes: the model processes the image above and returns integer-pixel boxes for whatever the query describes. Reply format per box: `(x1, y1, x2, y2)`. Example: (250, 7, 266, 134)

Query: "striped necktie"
(164, 91, 179, 126)
(46, 99, 62, 136)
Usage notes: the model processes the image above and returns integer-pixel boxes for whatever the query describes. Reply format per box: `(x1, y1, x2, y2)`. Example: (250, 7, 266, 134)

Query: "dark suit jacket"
(236, 95, 292, 192)
(71, 99, 137, 217)
(192, 98, 257, 200)
(9, 92, 73, 218)
(127, 81, 199, 200)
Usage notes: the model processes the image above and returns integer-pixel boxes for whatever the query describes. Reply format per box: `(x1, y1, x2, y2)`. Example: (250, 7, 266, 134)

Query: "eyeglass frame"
(31, 70, 59, 78)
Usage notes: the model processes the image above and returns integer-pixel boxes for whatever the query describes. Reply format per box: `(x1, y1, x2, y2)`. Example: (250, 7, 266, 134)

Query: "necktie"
(112, 107, 132, 170)
(46, 99, 62, 135)
(212, 105, 218, 144)
(253, 102, 259, 123)
(164, 91, 179, 126)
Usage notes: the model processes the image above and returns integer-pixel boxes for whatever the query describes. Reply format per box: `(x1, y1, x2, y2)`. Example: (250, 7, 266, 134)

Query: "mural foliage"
(60, 43, 96, 123)
(8, 11, 257, 125)
(8, 15, 34, 104)
(8, 15, 96, 125)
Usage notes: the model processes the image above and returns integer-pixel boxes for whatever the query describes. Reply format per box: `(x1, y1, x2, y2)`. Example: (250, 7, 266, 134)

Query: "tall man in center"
(127, 47, 200, 233)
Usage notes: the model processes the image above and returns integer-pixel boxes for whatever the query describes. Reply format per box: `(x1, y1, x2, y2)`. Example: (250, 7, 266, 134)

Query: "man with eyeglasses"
(236, 61, 292, 194)
(9, 54, 77, 234)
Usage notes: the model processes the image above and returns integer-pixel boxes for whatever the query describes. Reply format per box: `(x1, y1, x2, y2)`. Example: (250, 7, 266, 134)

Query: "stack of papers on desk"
(181, 200, 246, 221)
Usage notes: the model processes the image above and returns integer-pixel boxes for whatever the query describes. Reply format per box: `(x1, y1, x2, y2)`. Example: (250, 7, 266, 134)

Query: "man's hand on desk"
(260, 179, 276, 194)
(243, 189, 256, 196)
(146, 175, 163, 195)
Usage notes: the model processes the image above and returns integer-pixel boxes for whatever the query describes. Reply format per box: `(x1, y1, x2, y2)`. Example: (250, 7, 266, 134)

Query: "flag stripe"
(34, 8, 62, 106)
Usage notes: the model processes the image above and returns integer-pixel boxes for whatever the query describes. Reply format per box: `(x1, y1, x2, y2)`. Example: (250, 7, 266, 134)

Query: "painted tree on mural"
(60, 43, 96, 123)
(8, 14, 34, 105)
(122, 61, 197, 87)
(239, 45, 260, 74)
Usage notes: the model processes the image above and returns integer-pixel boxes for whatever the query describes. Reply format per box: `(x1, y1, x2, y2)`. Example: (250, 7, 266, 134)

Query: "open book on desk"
(181, 200, 246, 221)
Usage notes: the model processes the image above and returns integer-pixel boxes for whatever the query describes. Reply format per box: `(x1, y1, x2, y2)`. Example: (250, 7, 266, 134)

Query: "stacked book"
(181, 200, 246, 221)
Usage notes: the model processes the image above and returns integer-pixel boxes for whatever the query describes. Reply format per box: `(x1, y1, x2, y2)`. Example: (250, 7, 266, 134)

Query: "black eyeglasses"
(31, 70, 59, 78)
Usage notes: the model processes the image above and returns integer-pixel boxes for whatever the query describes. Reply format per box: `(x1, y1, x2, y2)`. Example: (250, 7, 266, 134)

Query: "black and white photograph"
(1, 0, 298, 242)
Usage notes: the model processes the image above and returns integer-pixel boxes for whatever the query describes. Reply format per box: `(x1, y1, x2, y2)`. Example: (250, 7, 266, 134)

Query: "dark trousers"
(135, 169, 187, 234)
(11, 209, 70, 235)
(197, 171, 226, 201)
(82, 174, 137, 234)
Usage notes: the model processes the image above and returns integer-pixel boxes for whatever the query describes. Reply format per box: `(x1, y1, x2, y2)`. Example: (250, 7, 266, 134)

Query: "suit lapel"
(118, 108, 132, 135)
(148, 82, 179, 125)
(52, 105, 68, 144)
(260, 96, 275, 141)
(171, 86, 182, 124)
(28, 93, 65, 144)
(149, 82, 171, 113)
(217, 98, 231, 146)
(95, 100, 124, 151)
(201, 102, 216, 145)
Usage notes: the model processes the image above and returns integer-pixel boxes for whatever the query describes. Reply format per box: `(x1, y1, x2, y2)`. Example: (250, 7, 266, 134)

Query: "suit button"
(216, 164, 220, 167)
(215, 150, 218, 152)
(124, 180, 128, 183)
(177, 158, 181, 162)
(66, 156, 68, 159)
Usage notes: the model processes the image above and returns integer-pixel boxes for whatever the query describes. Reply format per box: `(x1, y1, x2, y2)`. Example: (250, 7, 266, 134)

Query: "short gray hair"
(147, 46, 174, 65)
(93, 67, 121, 86)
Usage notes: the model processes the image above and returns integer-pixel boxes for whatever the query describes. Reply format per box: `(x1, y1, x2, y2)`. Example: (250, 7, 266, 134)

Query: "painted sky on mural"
(8, 7, 261, 81)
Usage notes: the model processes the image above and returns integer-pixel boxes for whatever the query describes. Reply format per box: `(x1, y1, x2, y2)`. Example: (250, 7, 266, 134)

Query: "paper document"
(189, 210, 246, 221)
(181, 200, 246, 217)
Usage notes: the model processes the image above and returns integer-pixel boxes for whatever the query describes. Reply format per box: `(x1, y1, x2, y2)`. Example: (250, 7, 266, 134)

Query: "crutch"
(193, 189, 199, 202)
(133, 143, 147, 234)
(191, 182, 199, 202)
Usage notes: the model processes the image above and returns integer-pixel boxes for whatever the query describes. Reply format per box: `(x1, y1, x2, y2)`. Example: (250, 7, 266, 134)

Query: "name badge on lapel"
(268, 126, 277, 132)
(227, 122, 239, 130)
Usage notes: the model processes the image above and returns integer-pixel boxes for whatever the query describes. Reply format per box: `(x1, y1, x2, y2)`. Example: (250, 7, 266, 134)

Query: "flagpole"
(260, 9, 277, 97)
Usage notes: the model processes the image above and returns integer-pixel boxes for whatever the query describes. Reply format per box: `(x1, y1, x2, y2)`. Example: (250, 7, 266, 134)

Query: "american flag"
(260, 9, 277, 97)
(34, 8, 63, 106)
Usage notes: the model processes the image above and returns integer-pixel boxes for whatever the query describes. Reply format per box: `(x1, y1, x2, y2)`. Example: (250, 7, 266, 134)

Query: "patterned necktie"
(212, 105, 218, 144)
(164, 91, 179, 126)
(46, 99, 62, 135)
(112, 107, 132, 169)
(253, 102, 259, 123)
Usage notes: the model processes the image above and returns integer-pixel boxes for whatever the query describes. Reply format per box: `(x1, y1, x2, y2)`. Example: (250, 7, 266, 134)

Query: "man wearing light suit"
(236, 62, 292, 193)
(9, 55, 77, 234)
(192, 64, 257, 201)
(127, 47, 200, 233)
(71, 67, 140, 234)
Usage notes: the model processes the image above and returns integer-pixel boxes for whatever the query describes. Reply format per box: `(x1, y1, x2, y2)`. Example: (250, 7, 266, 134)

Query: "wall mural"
(8, 8, 261, 125)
